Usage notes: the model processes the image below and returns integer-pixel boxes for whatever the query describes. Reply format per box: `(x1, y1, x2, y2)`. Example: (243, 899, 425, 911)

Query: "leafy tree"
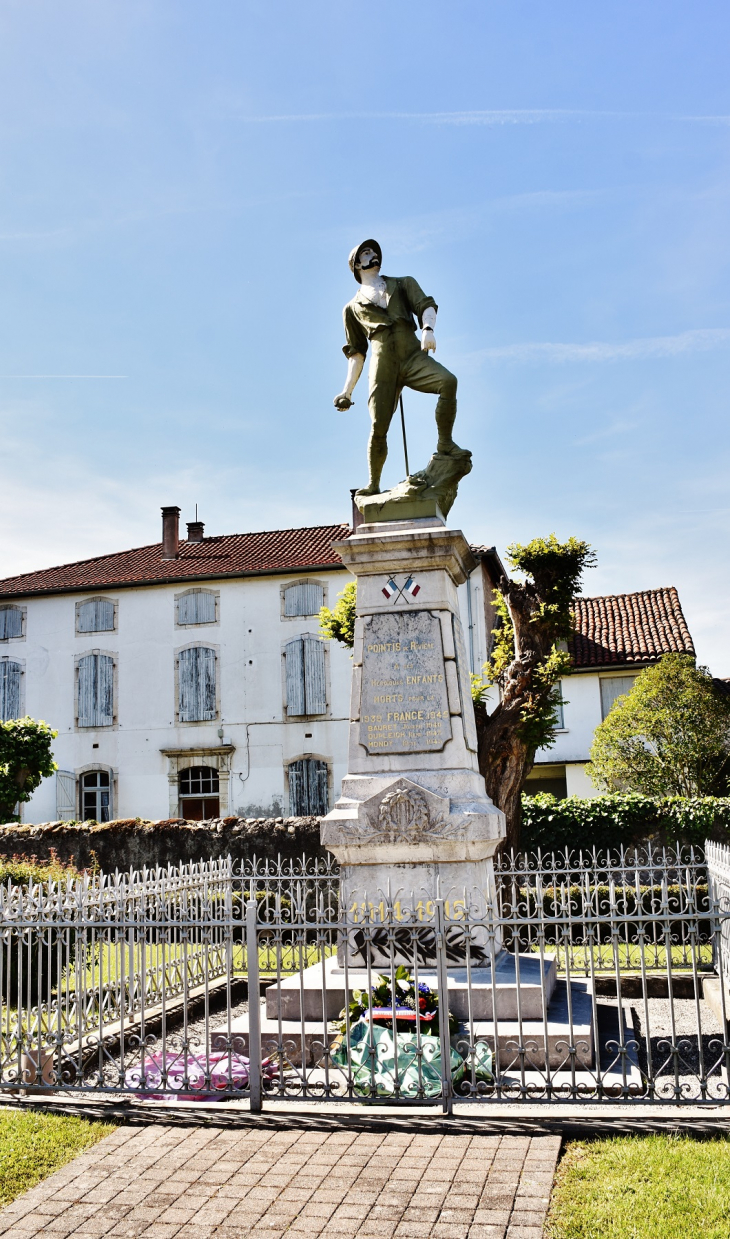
(587, 654, 730, 797)
(0, 717, 57, 823)
(474, 534, 596, 850)
(319, 581, 356, 650)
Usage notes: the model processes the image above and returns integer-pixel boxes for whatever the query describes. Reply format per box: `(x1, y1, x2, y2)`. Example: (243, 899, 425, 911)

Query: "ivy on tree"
(0, 717, 57, 823)
(587, 654, 730, 797)
(474, 533, 596, 850)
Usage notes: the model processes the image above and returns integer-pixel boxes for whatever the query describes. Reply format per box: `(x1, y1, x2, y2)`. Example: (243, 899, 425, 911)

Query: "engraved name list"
(359, 610, 452, 754)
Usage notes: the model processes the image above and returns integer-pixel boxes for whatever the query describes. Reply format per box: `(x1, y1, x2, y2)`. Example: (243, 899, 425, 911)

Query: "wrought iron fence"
(1, 845, 729, 1107)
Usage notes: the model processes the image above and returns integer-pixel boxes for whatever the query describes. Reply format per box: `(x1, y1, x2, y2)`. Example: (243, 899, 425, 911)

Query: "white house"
(0, 506, 696, 821)
(525, 587, 696, 798)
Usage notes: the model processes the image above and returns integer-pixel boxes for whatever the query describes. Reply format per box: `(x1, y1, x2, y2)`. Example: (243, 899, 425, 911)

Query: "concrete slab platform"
(264, 950, 558, 1023)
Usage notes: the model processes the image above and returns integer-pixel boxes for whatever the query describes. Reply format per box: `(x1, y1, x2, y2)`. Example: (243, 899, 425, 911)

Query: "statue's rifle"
(398, 393, 410, 478)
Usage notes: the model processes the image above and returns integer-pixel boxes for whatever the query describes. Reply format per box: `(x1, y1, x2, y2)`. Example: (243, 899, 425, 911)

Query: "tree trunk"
(475, 701, 533, 852)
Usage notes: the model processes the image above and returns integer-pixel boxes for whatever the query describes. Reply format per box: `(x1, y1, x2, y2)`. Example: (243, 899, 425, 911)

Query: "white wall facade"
(9, 568, 357, 822)
(4, 551, 642, 819)
(528, 667, 642, 796)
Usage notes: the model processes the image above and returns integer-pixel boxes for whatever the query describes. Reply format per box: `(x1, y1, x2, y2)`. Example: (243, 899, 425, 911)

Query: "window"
(288, 758, 328, 816)
(177, 590, 217, 626)
(0, 660, 22, 721)
(80, 770, 111, 822)
(179, 766, 220, 820)
(178, 646, 217, 722)
(284, 582, 324, 617)
(77, 598, 115, 634)
(552, 686, 565, 729)
(600, 675, 637, 720)
(0, 606, 23, 641)
(77, 653, 114, 727)
(284, 635, 326, 716)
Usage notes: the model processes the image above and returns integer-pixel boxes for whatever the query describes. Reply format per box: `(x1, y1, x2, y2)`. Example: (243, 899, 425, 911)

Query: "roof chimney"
(186, 520, 205, 543)
(161, 506, 180, 559)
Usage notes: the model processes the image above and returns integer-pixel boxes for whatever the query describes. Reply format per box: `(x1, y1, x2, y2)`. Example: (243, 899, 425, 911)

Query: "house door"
(179, 766, 220, 820)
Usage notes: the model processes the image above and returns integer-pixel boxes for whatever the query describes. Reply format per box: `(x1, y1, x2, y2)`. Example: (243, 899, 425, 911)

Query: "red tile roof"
(0, 524, 351, 598)
(570, 588, 695, 669)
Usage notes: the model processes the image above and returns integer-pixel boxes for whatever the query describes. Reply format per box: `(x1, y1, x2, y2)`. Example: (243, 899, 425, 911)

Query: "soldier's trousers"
(367, 325, 457, 442)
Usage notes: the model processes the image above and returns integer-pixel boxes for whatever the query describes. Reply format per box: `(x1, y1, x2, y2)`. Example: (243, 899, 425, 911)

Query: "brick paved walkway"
(0, 1124, 561, 1239)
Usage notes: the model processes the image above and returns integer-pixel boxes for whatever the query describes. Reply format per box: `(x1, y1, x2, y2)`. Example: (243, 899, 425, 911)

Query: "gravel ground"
(629, 996, 728, 1099)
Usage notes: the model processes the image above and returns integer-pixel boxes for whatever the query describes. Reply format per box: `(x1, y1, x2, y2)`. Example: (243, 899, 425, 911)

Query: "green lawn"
(546, 1136, 730, 1239)
(532, 942, 713, 973)
(0, 1109, 116, 1208)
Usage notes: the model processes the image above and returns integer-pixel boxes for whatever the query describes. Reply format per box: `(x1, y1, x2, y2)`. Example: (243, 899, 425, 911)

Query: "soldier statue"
(334, 239, 469, 498)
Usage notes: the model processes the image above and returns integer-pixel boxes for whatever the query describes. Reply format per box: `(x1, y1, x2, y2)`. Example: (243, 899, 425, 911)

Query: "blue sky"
(1, 2, 729, 672)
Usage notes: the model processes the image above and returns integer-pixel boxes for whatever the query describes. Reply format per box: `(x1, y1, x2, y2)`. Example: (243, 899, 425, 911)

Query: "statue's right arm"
(334, 352, 365, 411)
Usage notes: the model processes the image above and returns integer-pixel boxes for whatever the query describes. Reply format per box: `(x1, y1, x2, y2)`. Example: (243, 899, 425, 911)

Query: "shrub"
(520, 792, 730, 854)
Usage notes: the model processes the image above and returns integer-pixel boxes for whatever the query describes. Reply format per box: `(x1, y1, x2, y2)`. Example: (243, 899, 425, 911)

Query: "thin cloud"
(475, 328, 730, 365)
(227, 107, 730, 127)
(0, 375, 127, 379)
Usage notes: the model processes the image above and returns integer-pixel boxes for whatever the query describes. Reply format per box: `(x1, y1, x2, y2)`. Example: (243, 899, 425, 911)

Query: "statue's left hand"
(421, 328, 436, 353)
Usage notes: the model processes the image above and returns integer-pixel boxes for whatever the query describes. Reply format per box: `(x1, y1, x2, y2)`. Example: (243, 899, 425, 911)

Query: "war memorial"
(211, 239, 606, 1097)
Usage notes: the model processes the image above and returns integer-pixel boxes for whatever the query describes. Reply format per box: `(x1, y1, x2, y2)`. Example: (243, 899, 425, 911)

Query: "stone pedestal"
(321, 515, 506, 962)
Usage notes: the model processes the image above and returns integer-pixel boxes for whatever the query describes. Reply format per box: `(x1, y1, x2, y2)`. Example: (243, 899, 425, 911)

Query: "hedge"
(520, 793, 730, 854)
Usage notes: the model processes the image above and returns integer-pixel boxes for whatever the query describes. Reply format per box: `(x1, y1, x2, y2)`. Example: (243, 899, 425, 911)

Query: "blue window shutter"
(309, 759, 328, 815)
(288, 759, 305, 814)
(289, 758, 328, 815)
(97, 655, 114, 726)
(178, 647, 216, 721)
(200, 647, 216, 719)
(0, 661, 21, 721)
(178, 592, 216, 625)
(285, 637, 306, 715)
(284, 583, 324, 617)
(303, 636, 326, 714)
(78, 655, 94, 726)
(0, 607, 23, 640)
(78, 600, 114, 633)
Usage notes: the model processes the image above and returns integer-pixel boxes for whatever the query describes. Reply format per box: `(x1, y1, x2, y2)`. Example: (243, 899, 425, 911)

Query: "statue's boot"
(355, 482, 383, 497)
(436, 438, 470, 458)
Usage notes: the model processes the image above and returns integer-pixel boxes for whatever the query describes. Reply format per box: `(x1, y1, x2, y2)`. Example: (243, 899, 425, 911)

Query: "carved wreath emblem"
(378, 787, 431, 842)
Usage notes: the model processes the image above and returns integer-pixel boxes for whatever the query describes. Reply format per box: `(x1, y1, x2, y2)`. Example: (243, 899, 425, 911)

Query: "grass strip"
(546, 1135, 730, 1239)
(0, 1108, 116, 1208)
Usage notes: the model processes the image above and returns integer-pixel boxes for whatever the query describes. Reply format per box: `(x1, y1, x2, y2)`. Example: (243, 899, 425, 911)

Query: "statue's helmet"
(348, 239, 382, 283)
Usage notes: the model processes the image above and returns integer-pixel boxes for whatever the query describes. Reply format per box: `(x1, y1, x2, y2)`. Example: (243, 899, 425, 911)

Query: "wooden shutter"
(78, 599, 114, 633)
(303, 636, 326, 714)
(285, 637, 306, 715)
(307, 759, 328, 816)
(288, 759, 305, 815)
(78, 653, 114, 727)
(178, 647, 216, 721)
(97, 655, 114, 725)
(178, 591, 216, 625)
(0, 607, 22, 640)
(56, 771, 76, 821)
(0, 661, 21, 721)
(284, 582, 324, 617)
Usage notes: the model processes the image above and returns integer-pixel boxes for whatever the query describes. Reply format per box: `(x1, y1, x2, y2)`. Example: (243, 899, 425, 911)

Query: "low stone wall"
(0, 816, 327, 872)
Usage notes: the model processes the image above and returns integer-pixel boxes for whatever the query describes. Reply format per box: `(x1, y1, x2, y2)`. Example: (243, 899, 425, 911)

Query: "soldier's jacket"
(342, 275, 437, 358)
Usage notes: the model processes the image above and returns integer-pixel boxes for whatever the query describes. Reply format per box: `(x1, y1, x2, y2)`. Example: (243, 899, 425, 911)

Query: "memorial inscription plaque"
(359, 610, 452, 755)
